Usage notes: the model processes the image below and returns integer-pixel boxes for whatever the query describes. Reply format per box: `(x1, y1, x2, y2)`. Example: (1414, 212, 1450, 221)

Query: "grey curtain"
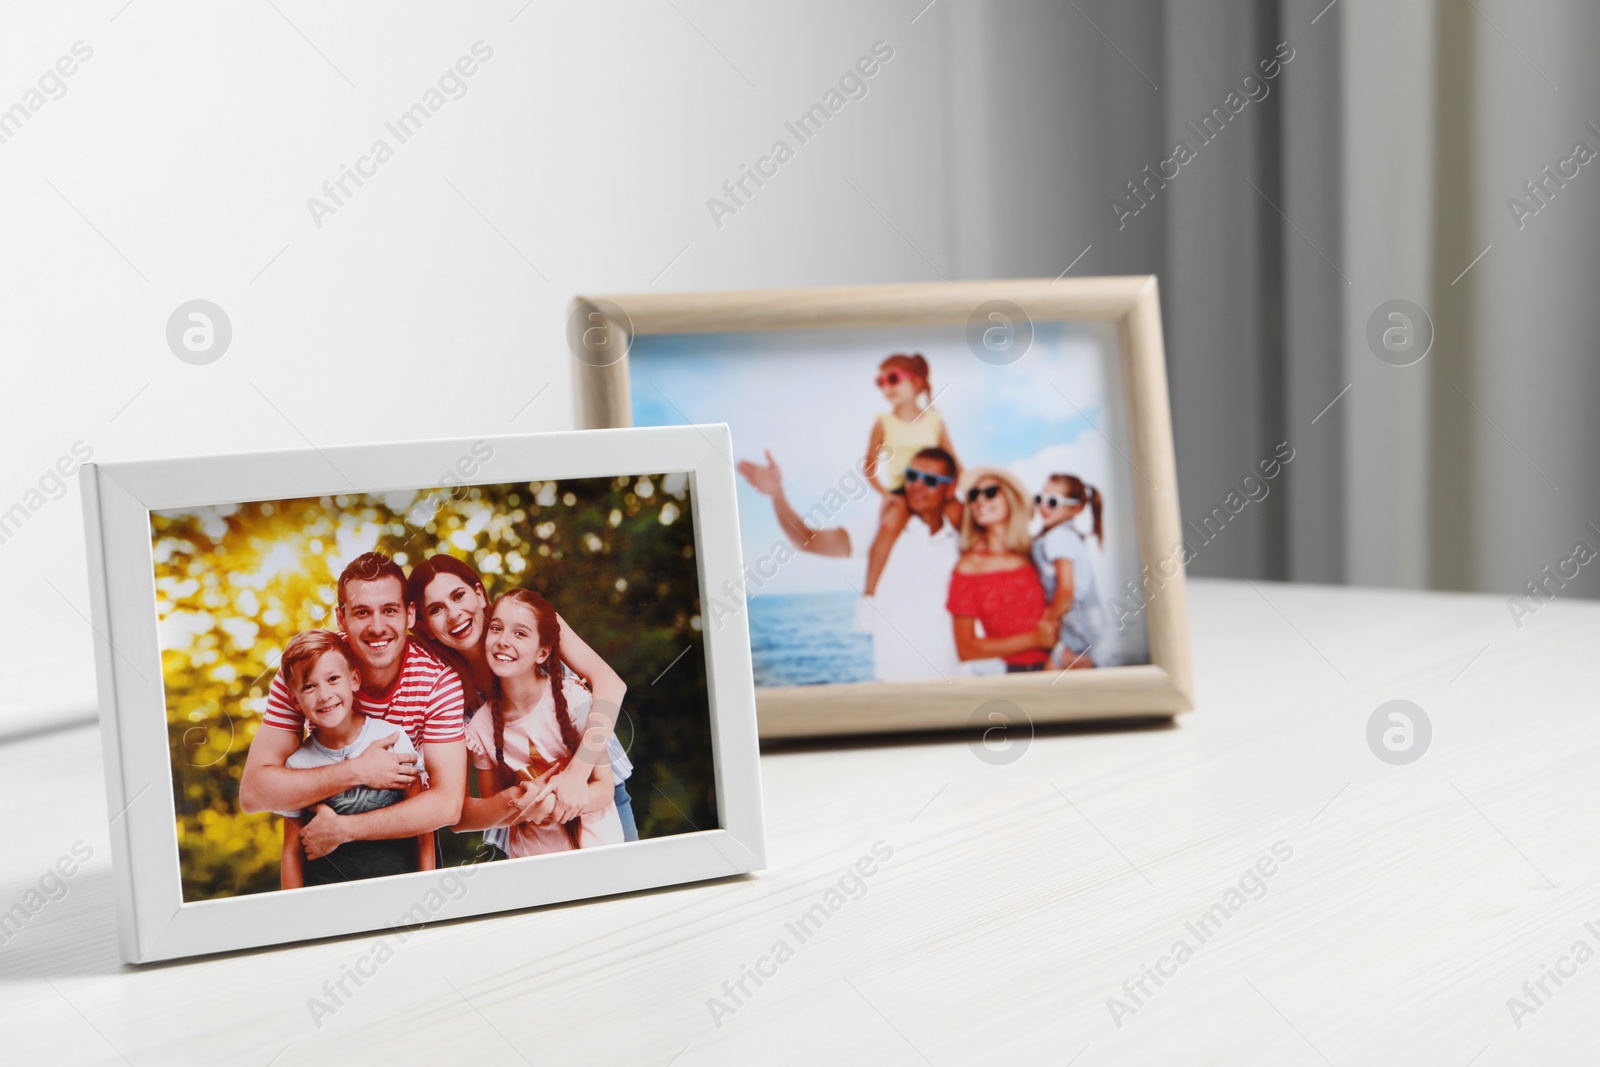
(947, 0, 1600, 598)
(946, 0, 1345, 584)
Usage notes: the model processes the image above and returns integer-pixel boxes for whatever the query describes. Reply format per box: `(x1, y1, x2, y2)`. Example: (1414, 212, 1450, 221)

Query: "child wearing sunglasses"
(863, 353, 963, 605)
(1031, 474, 1105, 669)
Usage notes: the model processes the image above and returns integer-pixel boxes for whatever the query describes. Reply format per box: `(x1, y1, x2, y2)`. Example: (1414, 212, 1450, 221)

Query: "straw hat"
(955, 465, 1029, 504)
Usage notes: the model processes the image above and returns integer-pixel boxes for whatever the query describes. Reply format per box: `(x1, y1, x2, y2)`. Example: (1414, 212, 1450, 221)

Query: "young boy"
(274, 630, 435, 888)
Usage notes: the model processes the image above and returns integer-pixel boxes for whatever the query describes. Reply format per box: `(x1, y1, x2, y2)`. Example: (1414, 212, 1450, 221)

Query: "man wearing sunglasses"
(736, 446, 964, 682)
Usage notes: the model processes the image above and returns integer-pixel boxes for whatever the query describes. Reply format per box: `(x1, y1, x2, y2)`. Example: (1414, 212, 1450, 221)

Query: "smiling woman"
(404, 549, 643, 850)
(947, 467, 1053, 672)
(150, 472, 718, 902)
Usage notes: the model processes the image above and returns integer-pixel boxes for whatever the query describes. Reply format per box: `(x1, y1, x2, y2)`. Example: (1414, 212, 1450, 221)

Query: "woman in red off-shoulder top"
(945, 467, 1058, 672)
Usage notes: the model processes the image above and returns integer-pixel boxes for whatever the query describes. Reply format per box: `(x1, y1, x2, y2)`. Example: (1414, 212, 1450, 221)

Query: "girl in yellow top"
(863, 353, 963, 598)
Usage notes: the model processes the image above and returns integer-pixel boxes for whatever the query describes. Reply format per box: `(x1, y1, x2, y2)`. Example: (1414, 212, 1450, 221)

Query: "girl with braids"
(454, 590, 623, 856)
(406, 554, 639, 845)
(1031, 473, 1107, 669)
(862, 353, 963, 603)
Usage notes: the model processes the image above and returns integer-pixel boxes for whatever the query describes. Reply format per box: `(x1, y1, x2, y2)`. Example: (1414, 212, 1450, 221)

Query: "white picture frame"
(81, 425, 765, 964)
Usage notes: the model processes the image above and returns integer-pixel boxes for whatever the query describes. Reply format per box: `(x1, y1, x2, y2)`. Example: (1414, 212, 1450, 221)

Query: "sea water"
(748, 590, 873, 688)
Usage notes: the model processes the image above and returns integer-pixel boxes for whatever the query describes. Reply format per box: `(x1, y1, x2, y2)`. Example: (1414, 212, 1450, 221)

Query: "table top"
(3, 577, 1597, 1065)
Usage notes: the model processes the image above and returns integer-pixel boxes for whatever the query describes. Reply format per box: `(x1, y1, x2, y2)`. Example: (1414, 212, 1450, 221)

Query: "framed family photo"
(571, 278, 1194, 739)
(81, 425, 764, 963)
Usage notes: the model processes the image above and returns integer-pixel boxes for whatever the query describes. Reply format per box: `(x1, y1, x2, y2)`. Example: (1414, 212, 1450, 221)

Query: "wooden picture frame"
(81, 426, 765, 963)
(570, 278, 1193, 739)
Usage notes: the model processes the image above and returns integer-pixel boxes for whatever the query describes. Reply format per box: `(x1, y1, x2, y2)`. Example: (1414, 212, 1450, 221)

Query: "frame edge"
(80, 463, 144, 963)
(569, 278, 1196, 735)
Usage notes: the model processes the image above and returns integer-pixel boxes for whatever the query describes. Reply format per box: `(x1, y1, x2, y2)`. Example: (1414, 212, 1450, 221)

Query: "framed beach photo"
(80, 425, 764, 963)
(571, 279, 1193, 739)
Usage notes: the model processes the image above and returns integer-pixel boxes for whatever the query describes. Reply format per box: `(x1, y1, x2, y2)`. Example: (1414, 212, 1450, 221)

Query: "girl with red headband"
(862, 353, 963, 601)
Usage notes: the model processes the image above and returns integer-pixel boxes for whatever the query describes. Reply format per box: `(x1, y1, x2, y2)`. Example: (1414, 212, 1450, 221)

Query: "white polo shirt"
(844, 501, 964, 683)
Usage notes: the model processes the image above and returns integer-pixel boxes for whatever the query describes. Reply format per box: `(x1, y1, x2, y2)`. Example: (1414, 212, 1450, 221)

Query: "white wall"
(0, 2, 965, 734)
(12, 1, 1593, 736)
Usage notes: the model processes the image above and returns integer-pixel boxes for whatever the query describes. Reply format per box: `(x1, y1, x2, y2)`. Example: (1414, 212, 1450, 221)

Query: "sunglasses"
(904, 469, 953, 488)
(875, 371, 904, 388)
(1034, 494, 1085, 509)
(966, 483, 1003, 503)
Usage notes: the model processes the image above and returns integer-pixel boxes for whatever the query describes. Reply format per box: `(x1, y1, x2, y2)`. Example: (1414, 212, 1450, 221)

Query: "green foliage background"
(153, 473, 715, 902)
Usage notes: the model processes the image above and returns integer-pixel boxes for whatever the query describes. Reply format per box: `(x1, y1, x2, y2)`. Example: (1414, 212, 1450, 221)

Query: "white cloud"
(633, 320, 1134, 599)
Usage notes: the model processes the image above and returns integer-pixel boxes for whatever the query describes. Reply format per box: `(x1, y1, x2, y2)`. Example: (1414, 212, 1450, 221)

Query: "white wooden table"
(3, 578, 1596, 1065)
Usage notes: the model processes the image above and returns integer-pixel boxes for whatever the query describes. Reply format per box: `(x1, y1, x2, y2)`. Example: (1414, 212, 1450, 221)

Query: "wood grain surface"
(3, 577, 1596, 1065)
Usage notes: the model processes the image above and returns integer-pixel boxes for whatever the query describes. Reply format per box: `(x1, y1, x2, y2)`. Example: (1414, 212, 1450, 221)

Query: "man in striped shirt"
(240, 552, 469, 860)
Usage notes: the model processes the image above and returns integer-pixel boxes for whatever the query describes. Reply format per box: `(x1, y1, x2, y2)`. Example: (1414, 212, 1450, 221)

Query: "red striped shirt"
(262, 638, 466, 747)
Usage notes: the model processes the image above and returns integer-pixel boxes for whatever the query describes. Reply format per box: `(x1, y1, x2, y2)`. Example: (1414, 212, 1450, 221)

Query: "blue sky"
(630, 321, 1144, 622)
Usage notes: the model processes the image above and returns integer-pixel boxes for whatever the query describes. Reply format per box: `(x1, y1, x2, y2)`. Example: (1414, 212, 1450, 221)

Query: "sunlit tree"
(153, 474, 713, 901)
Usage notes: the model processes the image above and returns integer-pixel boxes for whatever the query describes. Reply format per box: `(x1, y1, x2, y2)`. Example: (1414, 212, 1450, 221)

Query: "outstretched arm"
(770, 488, 850, 557)
(555, 616, 626, 763)
(736, 451, 850, 558)
(555, 614, 626, 711)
